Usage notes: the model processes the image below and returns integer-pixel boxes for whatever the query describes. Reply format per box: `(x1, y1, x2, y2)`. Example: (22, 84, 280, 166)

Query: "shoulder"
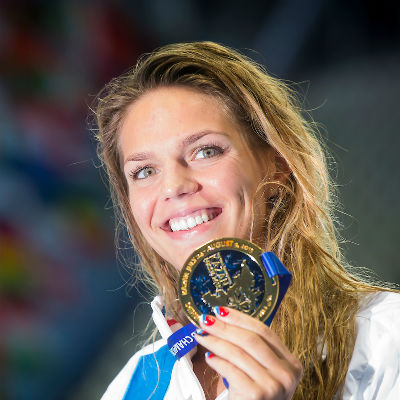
(357, 290, 400, 322)
(342, 291, 400, 399)
(100, 339, 175, 400)
(354, 291, 400, 349)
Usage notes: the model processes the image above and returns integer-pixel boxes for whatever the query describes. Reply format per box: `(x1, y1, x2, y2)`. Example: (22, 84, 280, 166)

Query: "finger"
(204, 351, 285, 399)
(198, 312, 302, 385)
(213, 307, 298, 364)
(198, 312, 284, 369)
(195, 329, 281, 385)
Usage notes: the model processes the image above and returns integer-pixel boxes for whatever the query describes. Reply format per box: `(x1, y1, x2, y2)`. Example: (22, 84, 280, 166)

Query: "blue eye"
(135, 166, 156, 179)
(194, 146, 222, 160)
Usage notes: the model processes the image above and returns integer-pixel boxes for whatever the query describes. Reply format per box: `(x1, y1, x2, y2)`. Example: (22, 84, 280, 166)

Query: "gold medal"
(178, 237, 279, 327)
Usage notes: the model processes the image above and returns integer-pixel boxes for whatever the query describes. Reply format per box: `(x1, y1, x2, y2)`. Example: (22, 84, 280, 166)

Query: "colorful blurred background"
(0, 1, 399, 399)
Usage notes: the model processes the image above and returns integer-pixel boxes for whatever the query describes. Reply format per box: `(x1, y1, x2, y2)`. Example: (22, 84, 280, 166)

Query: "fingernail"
(205, 351, 215, 359)
(195, 328, 208, 336)
(200, 314, 215, 326)
(167, 318, 178, 327)
(214, 306, 229, 317)
(223, 377, 229, 388)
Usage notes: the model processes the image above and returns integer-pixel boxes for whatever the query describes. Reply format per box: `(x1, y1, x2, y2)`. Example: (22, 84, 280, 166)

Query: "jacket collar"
(150, 296, 173, 340)
(150, 296, 198, 361)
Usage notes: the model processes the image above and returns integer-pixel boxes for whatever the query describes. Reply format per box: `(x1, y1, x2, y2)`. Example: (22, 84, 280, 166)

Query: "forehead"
(118, 86, 245, 157)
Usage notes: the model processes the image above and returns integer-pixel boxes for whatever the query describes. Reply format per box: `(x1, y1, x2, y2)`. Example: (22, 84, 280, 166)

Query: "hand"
(194, 307, 303, 399)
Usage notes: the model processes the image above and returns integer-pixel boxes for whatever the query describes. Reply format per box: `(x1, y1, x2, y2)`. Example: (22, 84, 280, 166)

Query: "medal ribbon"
(167, 252, 291, 360)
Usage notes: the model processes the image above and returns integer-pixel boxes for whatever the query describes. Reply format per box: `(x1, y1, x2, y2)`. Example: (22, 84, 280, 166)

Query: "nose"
(161, 162, 199, 200)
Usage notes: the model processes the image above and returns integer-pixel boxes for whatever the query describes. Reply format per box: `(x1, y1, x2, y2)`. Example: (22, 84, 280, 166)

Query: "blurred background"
(0, 1, 399, 399)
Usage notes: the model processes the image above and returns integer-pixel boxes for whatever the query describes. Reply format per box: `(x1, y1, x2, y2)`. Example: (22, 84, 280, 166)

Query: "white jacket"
(101, 291, 400, 400)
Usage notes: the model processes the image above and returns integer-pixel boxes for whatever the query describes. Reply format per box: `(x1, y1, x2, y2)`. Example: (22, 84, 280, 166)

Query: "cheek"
(204, 164, 252, 206)
(128, 187, 155, 229)
(205, 169, 239, 198)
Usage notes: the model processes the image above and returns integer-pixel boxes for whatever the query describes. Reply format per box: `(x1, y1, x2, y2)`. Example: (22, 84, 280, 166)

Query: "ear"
(273, 150, 291, 183)
(261, 147, 291, 197)
(266, 147, 292, 185)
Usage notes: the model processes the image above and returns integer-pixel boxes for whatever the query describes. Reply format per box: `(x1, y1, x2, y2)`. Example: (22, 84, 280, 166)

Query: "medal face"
(178, 238, 279, 326)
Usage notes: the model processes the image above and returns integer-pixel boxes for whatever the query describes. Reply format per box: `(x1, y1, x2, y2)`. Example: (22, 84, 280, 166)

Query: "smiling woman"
(93, 42, 400, 400)
(119, 86, 278, 270)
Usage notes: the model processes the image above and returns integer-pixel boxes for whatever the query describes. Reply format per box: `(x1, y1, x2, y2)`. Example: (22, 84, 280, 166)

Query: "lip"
(163, 210, 222, 239)
(160, 206, 222, 231)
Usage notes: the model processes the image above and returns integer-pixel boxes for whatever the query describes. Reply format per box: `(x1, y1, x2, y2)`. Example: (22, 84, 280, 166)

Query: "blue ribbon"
(167, 322, 197, 359)
(167, 252, 291, 359)
(261, 252, 292, 326)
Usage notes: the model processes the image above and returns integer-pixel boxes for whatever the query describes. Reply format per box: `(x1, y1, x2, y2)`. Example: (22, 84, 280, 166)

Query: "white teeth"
(201, 212, 209, 223)
(179, 219, 188, 230)
(187, 217, 196, 229)
(168, 210, 216, 232)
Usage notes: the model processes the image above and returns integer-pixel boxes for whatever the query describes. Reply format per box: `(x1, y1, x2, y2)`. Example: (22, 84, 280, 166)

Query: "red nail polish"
(205, 352, 215, 359)
(215, 306, 229, 317)
(201, 314, 215, 326)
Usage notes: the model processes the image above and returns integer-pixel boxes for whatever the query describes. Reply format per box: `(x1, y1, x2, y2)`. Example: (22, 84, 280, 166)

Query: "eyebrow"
(125, 151, 152, 163)
(124, 130, 227, 165)
(181, 130, 223, 147)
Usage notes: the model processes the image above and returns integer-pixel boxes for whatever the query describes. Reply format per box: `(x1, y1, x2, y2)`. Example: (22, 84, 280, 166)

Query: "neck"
(192, 345, 225, 400)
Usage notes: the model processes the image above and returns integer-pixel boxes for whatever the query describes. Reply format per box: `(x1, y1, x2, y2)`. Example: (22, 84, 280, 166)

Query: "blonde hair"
(93, 41, 390, 399)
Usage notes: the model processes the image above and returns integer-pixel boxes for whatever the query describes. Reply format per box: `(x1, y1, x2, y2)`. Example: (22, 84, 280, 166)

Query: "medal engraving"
(203, 257, 261, 312)
(178, 238, 279, 326)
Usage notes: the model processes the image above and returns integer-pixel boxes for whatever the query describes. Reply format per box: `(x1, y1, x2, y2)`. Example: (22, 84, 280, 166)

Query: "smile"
(168, 208, 221, 232)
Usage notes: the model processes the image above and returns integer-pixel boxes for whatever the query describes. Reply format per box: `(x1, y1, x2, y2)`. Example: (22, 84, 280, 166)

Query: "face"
(119, 86, 278, 270)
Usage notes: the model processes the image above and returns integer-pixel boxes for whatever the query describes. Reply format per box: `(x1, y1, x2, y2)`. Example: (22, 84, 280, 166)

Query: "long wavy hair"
(93, 41, 388, 399)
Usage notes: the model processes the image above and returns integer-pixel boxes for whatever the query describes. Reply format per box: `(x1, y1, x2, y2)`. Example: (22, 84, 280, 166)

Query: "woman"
(94, 42, 400, 399)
